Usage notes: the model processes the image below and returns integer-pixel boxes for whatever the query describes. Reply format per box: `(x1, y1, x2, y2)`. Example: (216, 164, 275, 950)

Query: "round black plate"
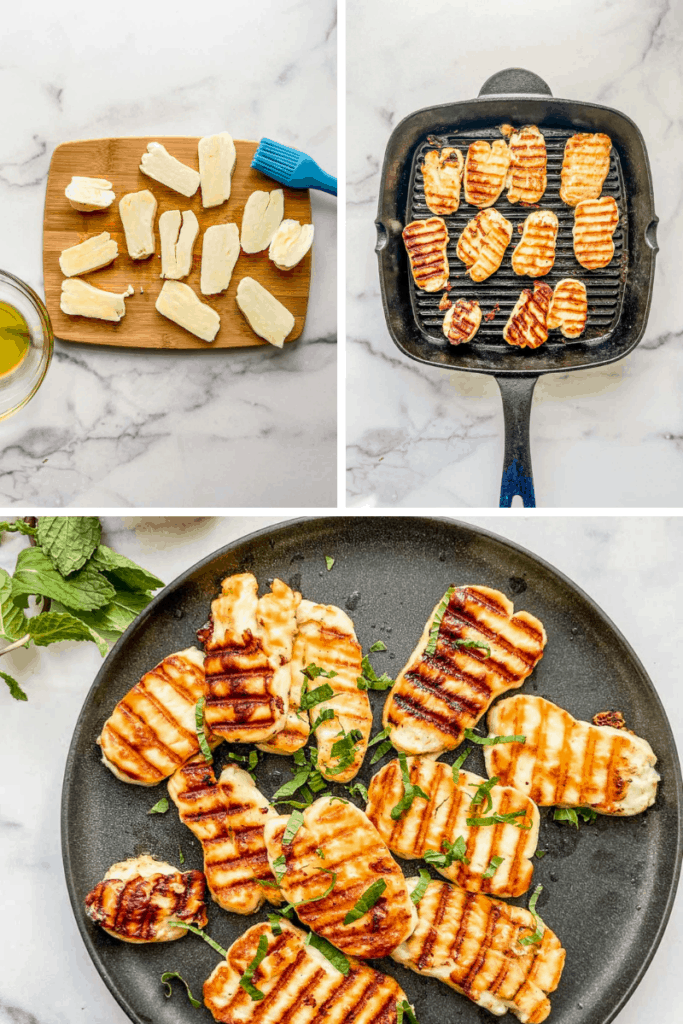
(62, 516, 682, 1024)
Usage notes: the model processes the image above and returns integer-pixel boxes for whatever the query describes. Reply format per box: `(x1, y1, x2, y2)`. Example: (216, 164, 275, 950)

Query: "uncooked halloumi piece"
(60, 278, 134, 322)
(442, 299, 482, 345)
(268, 220, 315, 270)
(119, 190, 157, 259)
(573, 196, 619, 269)
(65, 176, 115, 211)
(199, 132, 236, 208)
(84, 855, 207, 943)
(197, 574, 300, 744)
(200, 223, 240, 295)
(203, 920, 411, 1024)
(59, 232, 118, 277)
(560, 133, 612, 206)
(547, 279, 587, 339)
(159, 209, 200, 279)
(156, 280, 220, 342)
(503, 282, 553, 349)
(422, 148, 464, 215)
(464, 140, 511, 208)
(97, 646, 207, 785)
(402, 217, 449, 292)
(236, 277, 295, 348)
(506, 126, 547, 205)
(367, 758, 539, 898)
(512, 210, 559, 277)
(383, 585, 547, 757)
(264, 796, 417, 958)
(168, 757, 282, 913)
(457, 208, 513, 282)
(140, 141, 200, 197)
(241, 189, 284, 253)
(394, 878, 566, 1024)
(485, 695, 660, 815)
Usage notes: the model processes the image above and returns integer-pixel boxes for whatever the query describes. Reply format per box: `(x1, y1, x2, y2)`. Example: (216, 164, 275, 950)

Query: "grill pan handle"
(496, 375, 539, 508)
(479, 68, 553, 97)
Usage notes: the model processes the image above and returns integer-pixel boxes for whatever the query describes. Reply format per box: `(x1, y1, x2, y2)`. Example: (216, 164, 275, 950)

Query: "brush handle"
(309, 169, 337, 196)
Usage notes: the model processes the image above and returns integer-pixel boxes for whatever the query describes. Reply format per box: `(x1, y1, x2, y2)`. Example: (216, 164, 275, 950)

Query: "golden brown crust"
(84, 867, 207, 942)
(511, 211, 558, 277)
(464, 140, 511, 208)
(403, 218, 449, 292)
(506, 126, 547, 205)
(422, 148, 464, 216)
(573, 196, 619, 269)
(560, 133, 612, 206)
(456, 209, 513, 282)
(442, 299, 482, 344)
(503, 283, 553, 349)
(547, 278, 587, 339)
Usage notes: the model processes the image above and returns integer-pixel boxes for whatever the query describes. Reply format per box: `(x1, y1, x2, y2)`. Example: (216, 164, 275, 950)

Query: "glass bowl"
(0, 269, 53, 420)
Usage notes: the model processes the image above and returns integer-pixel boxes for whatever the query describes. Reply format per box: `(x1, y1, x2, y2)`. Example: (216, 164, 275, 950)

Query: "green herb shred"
(518, 884, 545, 946)
(148, 797, 169, 815)
(283, 809, 305, 845)
(311, 708, 335, 731)
(482, 855, 504, 879)
(167, 920, 227, 958)
(272, 854, 287, 884)
(305, 932, 350, 974)
(410, 868, 431, 904)
(325, 556, 335, 571)
(348, 780, 369, 803)
(451, 746, 472, 784)
(161, 971, 201, 1008)
(468, 775, 499, 813)
(463, 729, 526, 746)
(424, 587, 455, 656)
(239, 933, 269, 1001)
(466, 808, 531, 829)
(390, 752, 430, 820)
(396, 999, 419, 1024)
(271, 768, 311, 802)
(423, 836, 469, 868)
(535, 850, 548, 859)
(343, 878, 387, 925)
(369, 640, 387, 652)
(195, 696, 213, 764)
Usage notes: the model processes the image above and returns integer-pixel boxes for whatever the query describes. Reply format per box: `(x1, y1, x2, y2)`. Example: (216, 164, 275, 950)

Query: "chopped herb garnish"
(425, 587, 455, 656)
(256, 879, 280, 889)
(469, 776, 499, 814)
(293, 749, 307, 766)
(239, 933, 268, 1001)
(482, 855, 504, 879)
(348, 780, 369, 803)
(302, 663, 337, 681)
(466, 808, 531, 829)
(423, 836, 469, 868)
(148, 796, 169, 814)
(167, 920, 227, 958)
(535, 850, 548, 859)
(271, 768, 311, 802)
(451, 746, 472, 784)
(453, 639, 492, 657)
(311, 708, 335, 731)
(410, 868, 431, 904)
(325, 556, 335, 571)
(368, 727, 391, 748)
(328, 796, 349, 805)
(464, 729, 525, 746)
(326, 727, 363, 776)
(369, 640, 387, 652)
(356, 651, 394, 691)
(343, 878, 387, 925)
(195, 696, 213, 764)
(272, 854, 286, 884)
(248, 750, 259, 772)
(518, 884, 545, 946)
(370, 739, 393, 764)
(390, 752, 430, 820)
(300, 680, 335, 710)
(268, 913, 283, 936)
(283, 809, 305, 844)
(553, 805, 598, 827)
(178, 846, 185, 865)
(161, 971, 201, 1008)
(316, 847, 325, 859)
(396, 999, 419, 1024)
(305, 931, 350, 974)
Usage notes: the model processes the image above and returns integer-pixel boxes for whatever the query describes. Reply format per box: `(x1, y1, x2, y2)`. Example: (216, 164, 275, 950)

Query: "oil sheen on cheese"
(0, 302, 30, 376)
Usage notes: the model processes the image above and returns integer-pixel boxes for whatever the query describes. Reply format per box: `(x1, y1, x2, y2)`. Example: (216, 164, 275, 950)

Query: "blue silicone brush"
(251, 138, 337, 196)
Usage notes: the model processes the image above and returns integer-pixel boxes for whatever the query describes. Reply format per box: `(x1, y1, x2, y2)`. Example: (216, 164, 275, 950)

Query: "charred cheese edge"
(443, 299, 482, 344)
(257, 607, 311, 755)
(547, 279, 587, 339)
(573, 196, 619, 270)
(422, 148, 464, 216)
(511, 210, 559, 277)
(464, 140, 511, 208)
(503, 283, 553, 349)
(559, 133, 612, 206)
(506, 126, 548, 205)
(456, 209, 513, 282)
(402, 217, 449, 292)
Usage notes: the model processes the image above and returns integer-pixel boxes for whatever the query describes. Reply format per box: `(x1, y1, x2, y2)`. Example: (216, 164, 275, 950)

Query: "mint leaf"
(518, 884, 545, 946)
(167, 920, 227, 958)
(27, 611, 108, 655)
(410, 868, 431, 904)
(347, 780, 369, 803)
(451, 746, 471, 785)
(148, 797, 169, 814)
(369, 640, 387, 652)
(325, 556, 335, 571)
(69, 590, 151, 640)
(464, 729, 525, 746)
(282, 809, 305, 844)
(0, 567, 28, 642)
(160, 971, 201, 1008)
(343, 878, 386, 925)
(36, 516, 101, 576)
(272, 768, 311, 802)
(195, 697, 213, 763)
(0, 519, 36, 537)
(0, 669, 27, 701)
(239, 933, 268, 1001)
(12, 547, 115, 612)
(91, 544, 164, 594)
(482, 855, 504, 879)
(304, 931, 350, 974)
(390, 752, 429, 820)
(425, 587, 455, 656)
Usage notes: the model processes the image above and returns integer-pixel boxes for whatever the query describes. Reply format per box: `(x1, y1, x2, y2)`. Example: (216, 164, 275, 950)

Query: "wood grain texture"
(43, 137, 312, 349)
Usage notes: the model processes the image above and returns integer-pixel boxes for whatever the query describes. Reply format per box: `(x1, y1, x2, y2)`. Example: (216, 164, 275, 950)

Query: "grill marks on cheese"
(393, 879, 565, 1024)
(456, 209, 513, 282)
(443, 300, 482, 345)
(464, 140, 511, 208)
(503, 283, 553, 349)
(97, 647, 207, 785)
(422, 148, 464, 216)
(485, 695, 660, 815)
(366, 759, 539, 898)
(203, 920, 409, 1024)
(264, 796, 417, 958)
(402, 218, 449, 292)
(547, 279, 587, 339)
(383, 586, 546, 757)
(559, 133, 612, 206)
(512, 211, 558, 278)
(573, 197, 619, 270)
(506, 127, 547, 205)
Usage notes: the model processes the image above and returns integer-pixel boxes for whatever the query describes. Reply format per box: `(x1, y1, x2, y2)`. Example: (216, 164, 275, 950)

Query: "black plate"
(62, 516, 682, 1024)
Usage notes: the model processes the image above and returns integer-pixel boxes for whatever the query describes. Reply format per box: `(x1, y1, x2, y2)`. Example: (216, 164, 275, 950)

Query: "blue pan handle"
(496, 375, 539, 508)
(479, 68, 553, 97)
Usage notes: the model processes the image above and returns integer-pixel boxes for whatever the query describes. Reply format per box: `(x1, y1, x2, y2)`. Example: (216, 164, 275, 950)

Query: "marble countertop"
(0, 514, 680, 1024)
(346, 0, 683, 508)
(0, 0, 336, 508)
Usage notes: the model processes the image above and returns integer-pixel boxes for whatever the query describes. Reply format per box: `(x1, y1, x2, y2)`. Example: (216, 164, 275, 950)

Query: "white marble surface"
(346, 0, 683, 508)
(0, 514, 680, 1024)
(0, 0, 337, 508)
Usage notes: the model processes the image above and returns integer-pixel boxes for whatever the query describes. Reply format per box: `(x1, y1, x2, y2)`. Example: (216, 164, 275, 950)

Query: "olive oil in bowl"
(0, 270, 53, 420)
(0, 301, 30, 377)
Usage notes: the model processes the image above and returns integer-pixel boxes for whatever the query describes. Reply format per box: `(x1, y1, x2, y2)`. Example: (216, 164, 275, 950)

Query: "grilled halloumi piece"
(203, 919, 411, 1024)
(506, 126, 547, 205)
(257, 615, 311, 756)
(168, 757, 282, 912)
(456, 209, 513, 282)
(383, 586, 547, 758)
(393, 879, 566, 1024)
(97, 647, 207, 786)
(443, 299, 482, 344)
(559, 133, 612, 206)
(198, 574, 300, 745)
(367, 758, 539, 897)
(503, 283, 553, 349)
(511, 211, 558, 277)
(573, 196, 619, 269)
(422, 148, 464, 216)
(264, 796, 417, 958)
(84, 855, 207, 942)
(403, 217, 449, 292)
(484, 695, 660, 815)
(464, 140, 511, 208)
(547, 279, 587, 339)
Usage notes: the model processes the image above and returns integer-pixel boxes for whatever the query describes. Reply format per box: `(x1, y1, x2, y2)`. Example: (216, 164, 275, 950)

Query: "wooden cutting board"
(42, 137, 311, 349)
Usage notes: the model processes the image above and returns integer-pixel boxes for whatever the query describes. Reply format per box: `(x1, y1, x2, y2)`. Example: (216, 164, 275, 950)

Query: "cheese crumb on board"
(119, 190, 157, 259)
(156, 280, 220, 342)
(60, 279, 134, 321)
(268, 219, 314, 270)
(198, 132, 236, 209)
(200, 223, 240, 295)
(236, 277, 294, 348)
(59, 232, 118, 277)
(159, 210, 199, 279)
(65, 176, 115, 211)
(139, 142, 200, 198)
(240, 189, 284, 253)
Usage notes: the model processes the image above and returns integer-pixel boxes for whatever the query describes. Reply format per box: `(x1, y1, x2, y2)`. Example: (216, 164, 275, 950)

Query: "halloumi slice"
(367, 758, 539, 898)
(119, 189, 157, 259)
(443, 299, 482, 344)
(168, 758, 283, 912)
(503, 282, 553, 349)
(456, 208, 513, 282)
(156, 280, 220, 342)
(511, 210, 558, 277)
(201, 223, 240, 295)
(402, 217, 449, 292)
(506, 126, 547, 204)
(264, 796, 417, 958)
(560, 133, 612, 206)
(464, 140, 511, 208)
(59, 232, 118, 277)
(573, 196, 619, 269)
(65, 176, 115, 211)
(547, 279, 587, 339)
(199, 132, 236, 208)
(241, 189, 284, 253)
(159, 209, 200, 279)
(203, 920, 411, 1024)
(394, 878, 566, 1024)
(60, 278, 133, 322)
(236, 277, 295, 348)
(485, 695, 660, 815)
(268, 220, 315, 270)
(383, 585, 547, 757)
(139, 141, 200, 197)
(257, 605, 312, 757)
(422, 148, 464, 216)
